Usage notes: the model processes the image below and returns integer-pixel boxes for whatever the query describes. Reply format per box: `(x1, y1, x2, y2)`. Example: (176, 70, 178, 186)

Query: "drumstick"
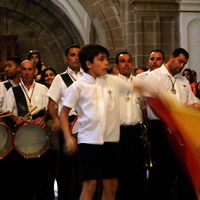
(0, 111, 10, 116)
(0, 113, 13, 118)
(24, 107, 44, 121)
(23, 106, 38, 118)
(31, 107, 45, 116)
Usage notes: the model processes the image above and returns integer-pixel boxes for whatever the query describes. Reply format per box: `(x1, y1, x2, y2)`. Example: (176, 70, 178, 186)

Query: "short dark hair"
(6, 56, 22, 66)
(65, 44, 80, 56)
(172, 48, 189, 59)
(115, 51, 132, 64)
(78, 44, 110, 72)
(149, 49, 165, 61)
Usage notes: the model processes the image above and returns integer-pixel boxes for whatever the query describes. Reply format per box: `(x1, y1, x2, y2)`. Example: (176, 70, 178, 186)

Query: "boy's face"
(87, 53, 109, 78)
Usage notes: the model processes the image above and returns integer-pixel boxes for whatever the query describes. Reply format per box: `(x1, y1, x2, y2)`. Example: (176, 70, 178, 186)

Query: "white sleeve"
(62, 84, 78, 109)
(46, 75, 65, 102)
(143, 73, 159, 97)
(2, 87, 18, 116)
(0, 83, 7, 112)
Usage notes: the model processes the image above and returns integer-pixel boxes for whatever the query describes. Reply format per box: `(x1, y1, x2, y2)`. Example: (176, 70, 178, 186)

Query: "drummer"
(0, 56, 21, 112)
(2, 59, 50, 200)
(0, 56, 22, 199)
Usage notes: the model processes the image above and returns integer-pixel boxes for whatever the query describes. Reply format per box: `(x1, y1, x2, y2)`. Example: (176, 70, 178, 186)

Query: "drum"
(70, 117, 79, 135)
(14, 122, 50, 158)
(0, 122, 13, 159)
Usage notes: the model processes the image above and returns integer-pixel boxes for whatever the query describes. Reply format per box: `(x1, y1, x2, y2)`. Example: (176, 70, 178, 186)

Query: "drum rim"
(0, 123, 14, 159)
(70, 116, 79, 135)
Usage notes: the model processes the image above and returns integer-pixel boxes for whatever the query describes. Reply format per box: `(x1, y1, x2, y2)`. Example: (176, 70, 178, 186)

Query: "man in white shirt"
(114, 51, 146, 199)
(3, 60, 50, 199)
(137, 50, 165, 126)
(144, 48, 197, 200)
(46, 44, 83, 200)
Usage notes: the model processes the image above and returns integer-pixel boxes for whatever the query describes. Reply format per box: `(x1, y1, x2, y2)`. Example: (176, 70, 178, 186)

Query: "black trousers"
(57, 115, 81, 200)
(0, 150, 19, 199)
(147, 120, 196, 200)
(0, 149, 50, 200)
(117, 124, 146, 200)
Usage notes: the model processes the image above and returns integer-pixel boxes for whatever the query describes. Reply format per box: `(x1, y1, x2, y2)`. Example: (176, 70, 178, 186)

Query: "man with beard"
(144, 48, 197, 200)
(0, 56, 21, 112)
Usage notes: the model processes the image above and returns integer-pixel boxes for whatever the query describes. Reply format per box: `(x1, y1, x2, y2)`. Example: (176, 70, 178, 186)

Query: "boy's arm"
(60, 105, 78, 155)
(48, 97, 61, 132)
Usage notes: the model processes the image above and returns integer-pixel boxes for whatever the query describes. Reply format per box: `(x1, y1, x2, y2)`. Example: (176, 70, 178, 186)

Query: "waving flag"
(149, 94, 200, 199)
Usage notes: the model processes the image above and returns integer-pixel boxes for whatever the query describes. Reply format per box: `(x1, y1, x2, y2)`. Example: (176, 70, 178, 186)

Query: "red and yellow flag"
(149, 94, 200, 199)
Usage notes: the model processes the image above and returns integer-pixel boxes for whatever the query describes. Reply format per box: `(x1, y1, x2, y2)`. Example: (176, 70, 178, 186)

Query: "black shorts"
(79, 142, 120, 181)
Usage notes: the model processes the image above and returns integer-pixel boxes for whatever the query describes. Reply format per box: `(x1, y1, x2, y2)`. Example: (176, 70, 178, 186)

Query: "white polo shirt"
(144, 65, 197, 120)
(117, 74, 143, 125)
(46, 67, 83, 116)
(63, 73, 131, 144)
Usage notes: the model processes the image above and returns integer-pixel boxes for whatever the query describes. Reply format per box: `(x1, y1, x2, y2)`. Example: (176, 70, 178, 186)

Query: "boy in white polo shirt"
(60, 44, 138, 200)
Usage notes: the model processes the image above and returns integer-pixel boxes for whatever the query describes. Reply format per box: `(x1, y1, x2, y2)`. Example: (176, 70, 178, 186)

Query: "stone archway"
(79, 0, 125, 56)
(0, 0, 84, 72)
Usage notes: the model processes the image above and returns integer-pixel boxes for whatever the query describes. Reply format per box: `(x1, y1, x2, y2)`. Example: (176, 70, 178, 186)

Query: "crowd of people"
(0, 44, 199, 200)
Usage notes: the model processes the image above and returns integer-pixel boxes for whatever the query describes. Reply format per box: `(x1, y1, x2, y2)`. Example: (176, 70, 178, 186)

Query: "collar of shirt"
(20, 79, 36, 91)
(83, 72, 108, 82)
(67, 67, 84, 80)
(8, 79, 18, 86)
(145, 69, 151, 75)
(118, 73, 133, 82)
(8, 77, 22, 86)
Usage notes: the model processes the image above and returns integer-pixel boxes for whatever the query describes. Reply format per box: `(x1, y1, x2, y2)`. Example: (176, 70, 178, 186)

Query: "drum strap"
(3, 80, 13, 90)
(60, 72, 78, 116)
(60, 72, 73, 87)
(12, 85, 29, 117)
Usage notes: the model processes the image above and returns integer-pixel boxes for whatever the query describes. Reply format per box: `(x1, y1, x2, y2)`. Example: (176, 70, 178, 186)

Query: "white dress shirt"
(46, 67, 83, 116)
(63, 73, 131, 144)
(117, 73, 143, 125)
(144, 64, 197, 120)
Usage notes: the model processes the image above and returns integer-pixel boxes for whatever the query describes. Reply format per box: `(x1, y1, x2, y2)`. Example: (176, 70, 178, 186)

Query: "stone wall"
(0, 0, 84, 73)
(0, 0, 199, 73)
